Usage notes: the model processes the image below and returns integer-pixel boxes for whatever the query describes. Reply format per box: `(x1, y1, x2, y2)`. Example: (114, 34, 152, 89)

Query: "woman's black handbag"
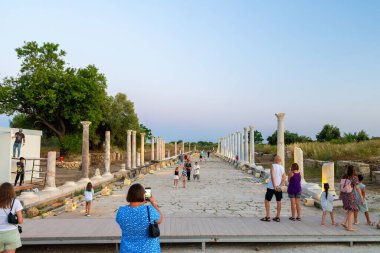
(147, 206, 160, 238)
(7, 199, 18, 224)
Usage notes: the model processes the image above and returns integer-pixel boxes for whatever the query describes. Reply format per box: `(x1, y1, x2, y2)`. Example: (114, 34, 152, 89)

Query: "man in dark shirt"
(15, 157, 26, 186)
(185, 160, 192, 181)
(13, 128, 26, 158)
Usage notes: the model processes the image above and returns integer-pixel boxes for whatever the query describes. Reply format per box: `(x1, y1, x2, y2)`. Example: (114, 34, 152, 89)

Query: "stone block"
(336, 161, 371, 181)
(26, 207, 39, 218)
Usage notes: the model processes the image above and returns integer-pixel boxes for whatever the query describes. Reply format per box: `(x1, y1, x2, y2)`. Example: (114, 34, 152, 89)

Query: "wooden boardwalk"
(21, 216, 380, 250)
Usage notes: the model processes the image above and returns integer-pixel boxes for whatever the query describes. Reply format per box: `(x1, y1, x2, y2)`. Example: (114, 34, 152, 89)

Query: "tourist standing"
(193, 162, 200, 181)
(185, 160, 192, 181)
(116, 183, 163, 253)
(260, 155, 286, 222)
(14, 157, 25, 187)
(12, 129, 25, 158)
(0, 182, 23, 252)
(354, 174, 373, 225)
(287, 163, 302, 221)
(340, 165, 363, 231)
(320, 183, 337, 226)
(173, 167, 179, 188)
(181, 167, 187, 188)
(84, 182, 94, 217)
(207, 151, 210, 158)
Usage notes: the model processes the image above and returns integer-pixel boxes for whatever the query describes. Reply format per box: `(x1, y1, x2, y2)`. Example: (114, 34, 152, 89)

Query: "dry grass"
(288, 140, 380, 161)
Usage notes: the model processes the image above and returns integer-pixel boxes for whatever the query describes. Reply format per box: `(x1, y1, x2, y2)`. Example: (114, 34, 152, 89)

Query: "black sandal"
(260, 217, 271, 222)
(296, 217, 301, 221)
(272, 217, 280, 222)
(289, 217, 295, 221)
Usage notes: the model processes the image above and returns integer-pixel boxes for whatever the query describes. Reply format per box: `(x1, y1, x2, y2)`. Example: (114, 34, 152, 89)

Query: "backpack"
(340, 178, 353, 193)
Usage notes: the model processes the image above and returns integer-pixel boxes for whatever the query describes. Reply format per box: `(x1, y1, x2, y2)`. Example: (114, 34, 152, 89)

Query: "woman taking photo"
(0, 182, 23, 253)
(116, 183, 163, 253)
(340, 165, 363, 231)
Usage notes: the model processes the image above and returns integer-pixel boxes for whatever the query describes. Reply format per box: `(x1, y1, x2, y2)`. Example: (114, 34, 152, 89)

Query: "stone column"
(294, 147, 305, 183)
(126, 130, 132, 169)
(80, 121, 91, 180)
(240, 132, 244, 162)
(322, 162, 336, 196)
(174, 141, 177, 156)
(244, 127, 249, 163)
(137, 152, 141, 167)
(156, 137, 160, 161)
(249, 126, 255, 164)
(275, 113, 286, 168)
(103, 131, 112, 176)
(217, 139, 221, 154)
(162, 140, 166, 160)
(44, 151, 57, 191)
(132, 131, 137, 168)
(188, 142, 191, 152)
(236, 133, 240, 161)
(151, 136, 155, 161)
(182, 142, 185, 154)
(140, 133, 145, 165)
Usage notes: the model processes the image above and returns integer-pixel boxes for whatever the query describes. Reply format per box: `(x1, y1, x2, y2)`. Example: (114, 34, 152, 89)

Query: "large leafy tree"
(267, 130, 312, 145)
(0, 41, 108, 142)
(316, 124, 341, 142)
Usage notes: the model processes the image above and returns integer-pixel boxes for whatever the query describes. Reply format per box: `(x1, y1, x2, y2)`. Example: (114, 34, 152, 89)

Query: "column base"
(62, 181, 77, 187)
(102, 172, 113, 178)
(78, 178, 91, 183)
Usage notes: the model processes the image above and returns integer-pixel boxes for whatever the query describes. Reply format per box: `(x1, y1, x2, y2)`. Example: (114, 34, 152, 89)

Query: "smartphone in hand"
(145, 187, 152, 200)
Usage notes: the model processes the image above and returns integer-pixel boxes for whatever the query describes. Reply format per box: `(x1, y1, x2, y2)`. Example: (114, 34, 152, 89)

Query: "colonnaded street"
(53, 155, 322, 219)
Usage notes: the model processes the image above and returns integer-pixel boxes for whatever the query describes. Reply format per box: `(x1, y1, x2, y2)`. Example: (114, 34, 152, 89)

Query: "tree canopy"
(267, 130, 312, 145)
(316, 124, 341, 142)
(1, 41, 151, 152)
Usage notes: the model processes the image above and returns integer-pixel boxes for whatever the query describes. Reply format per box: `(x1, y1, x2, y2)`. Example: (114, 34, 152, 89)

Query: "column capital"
(132, 130, 136, 135)
(81, 121, 91, 127)
(140, 132, 145, 137)
(127, 130, 132, 135)
(244, 127, 248, 131)
(275, 112, 285, 120)
(249, 125, 255, 131)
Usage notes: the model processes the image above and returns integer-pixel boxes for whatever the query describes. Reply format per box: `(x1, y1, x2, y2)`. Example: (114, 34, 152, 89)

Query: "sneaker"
(86, 214, 91, 217)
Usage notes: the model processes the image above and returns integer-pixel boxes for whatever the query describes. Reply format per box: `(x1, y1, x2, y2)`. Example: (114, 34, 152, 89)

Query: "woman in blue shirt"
(116, 183, 163, 253)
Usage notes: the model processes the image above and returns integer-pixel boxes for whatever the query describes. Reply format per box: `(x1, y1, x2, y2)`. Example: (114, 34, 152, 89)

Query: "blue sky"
(1, 0, 379, 142)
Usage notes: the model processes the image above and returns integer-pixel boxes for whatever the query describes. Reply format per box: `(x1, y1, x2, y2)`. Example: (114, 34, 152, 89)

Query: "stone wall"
(336, 161, 371, 181)
(90, 152, 124, 165)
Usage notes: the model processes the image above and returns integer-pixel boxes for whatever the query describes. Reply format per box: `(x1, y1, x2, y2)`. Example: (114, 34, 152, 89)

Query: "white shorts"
(173, 175, 179, 180)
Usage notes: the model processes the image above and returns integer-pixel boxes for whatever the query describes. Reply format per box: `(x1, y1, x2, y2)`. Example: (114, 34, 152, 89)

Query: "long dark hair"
(345, 165, 356, 178)
(323, 183, 329, 199)
(291, 163, 299, 172)
(0, 182, 16, 208)
(86, 182, 93, 191)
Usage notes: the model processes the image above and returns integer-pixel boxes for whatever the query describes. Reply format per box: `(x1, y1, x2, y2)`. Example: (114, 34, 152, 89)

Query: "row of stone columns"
(217, 113, 286, 166)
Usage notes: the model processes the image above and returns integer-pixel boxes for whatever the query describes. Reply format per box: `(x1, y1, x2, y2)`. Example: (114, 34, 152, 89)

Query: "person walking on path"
(320, 183, 337, 226)
(116, 183, 163, 253)
(14, 157, 25, 187)
(207, 151, 210, 158)
(354, 174, 373, 225)
(193, 162, 200, 181)
(185, 160, 192, 181)
(340, 165, 363, 231)
(287, 163, 302, 221)
(181, 167, 187, 188)
(173, 167, 179, 188)
(12, 129, 25, 158)
(0, 182, 24, 253)
(260, 155, 286, 222)
(84, 182, 94, 217)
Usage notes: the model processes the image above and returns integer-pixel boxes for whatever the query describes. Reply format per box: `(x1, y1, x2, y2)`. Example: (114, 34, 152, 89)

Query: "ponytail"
(323, 183, 329, 199)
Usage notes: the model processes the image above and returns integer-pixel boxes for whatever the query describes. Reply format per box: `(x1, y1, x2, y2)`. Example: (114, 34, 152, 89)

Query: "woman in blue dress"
(116, 183, 163, 253)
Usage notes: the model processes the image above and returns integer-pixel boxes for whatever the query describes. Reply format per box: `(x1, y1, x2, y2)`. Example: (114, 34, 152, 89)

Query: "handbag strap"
(146, 206, 151, 224)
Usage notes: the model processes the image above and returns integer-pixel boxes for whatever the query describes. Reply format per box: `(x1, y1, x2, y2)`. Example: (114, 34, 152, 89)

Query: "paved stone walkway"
(52, 155, 322, 219)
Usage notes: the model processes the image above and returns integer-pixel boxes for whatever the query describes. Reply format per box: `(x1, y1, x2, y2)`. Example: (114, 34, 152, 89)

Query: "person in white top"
(0, 182, 23, 252)
(260, 155, 286, 222)
(84, 182, 94, 217)
(193, 162, 200, 181)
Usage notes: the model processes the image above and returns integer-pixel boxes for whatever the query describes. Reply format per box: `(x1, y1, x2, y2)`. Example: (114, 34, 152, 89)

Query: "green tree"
(101, 93, 140, 148)
(267, 130, 312, 145)
(316, 124, 341, 142)
(0, 41, 107, 143)
(254, 130, 264, 144)
(356, 130, 369, 142)
(139, 124, 152, 142)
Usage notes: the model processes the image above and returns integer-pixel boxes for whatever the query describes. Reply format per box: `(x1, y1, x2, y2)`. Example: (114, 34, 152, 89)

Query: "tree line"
(0, 41, 151, 154)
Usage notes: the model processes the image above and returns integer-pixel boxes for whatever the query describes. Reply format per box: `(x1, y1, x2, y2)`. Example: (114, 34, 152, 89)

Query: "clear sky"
(1, 0, 379, 142)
